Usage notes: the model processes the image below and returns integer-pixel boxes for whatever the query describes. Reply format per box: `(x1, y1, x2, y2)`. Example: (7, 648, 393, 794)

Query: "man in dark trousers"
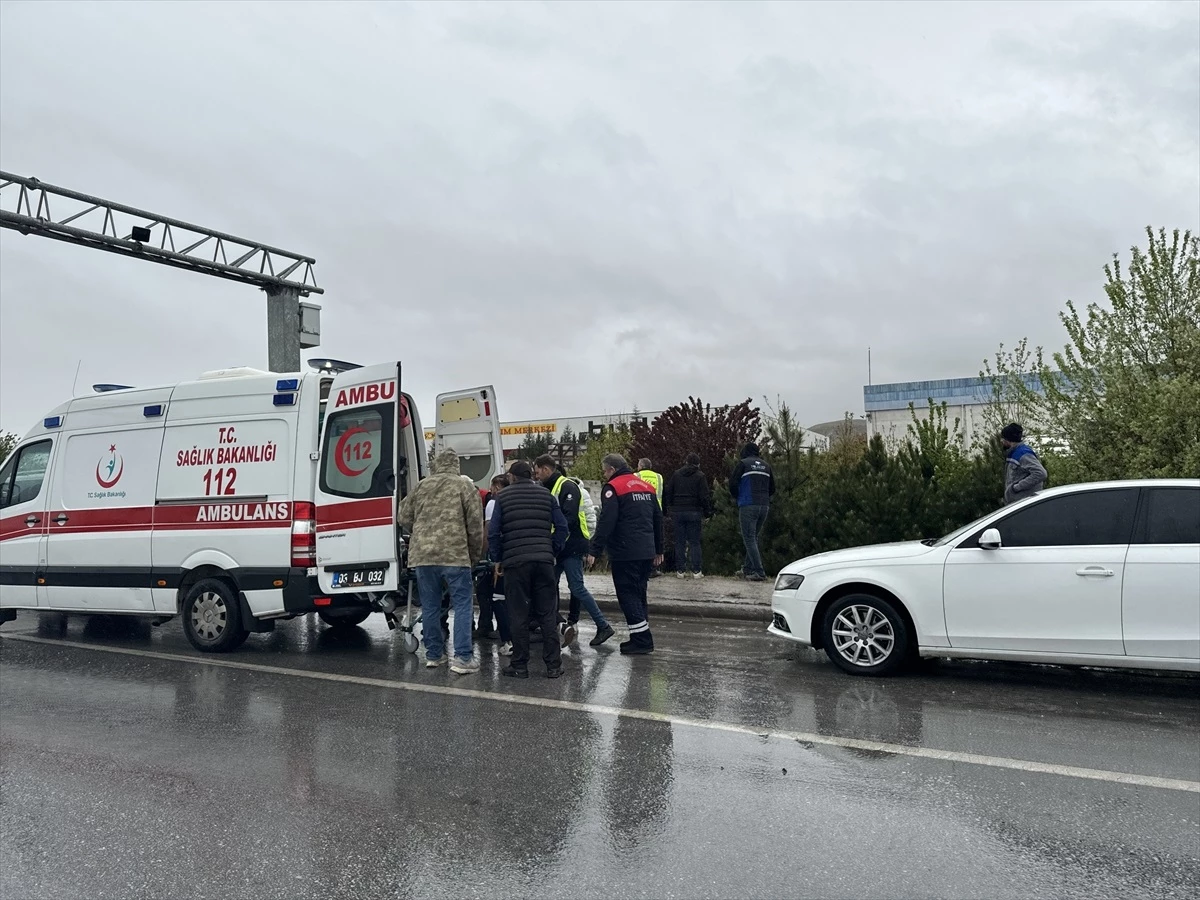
(664, 453, 713, 578)
(586, 453, 664, 655)
(488, 461, 569, 678)
(533, 455, 615, 648)
(728, 442, 775, 582)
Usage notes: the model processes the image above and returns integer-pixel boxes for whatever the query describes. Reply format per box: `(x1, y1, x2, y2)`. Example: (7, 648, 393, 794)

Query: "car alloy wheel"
(821, 593, 910, 677)
(831, 604, 895, 667)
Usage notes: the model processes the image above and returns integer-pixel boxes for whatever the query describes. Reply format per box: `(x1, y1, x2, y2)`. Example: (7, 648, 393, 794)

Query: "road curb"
(590, 595, 771, 623)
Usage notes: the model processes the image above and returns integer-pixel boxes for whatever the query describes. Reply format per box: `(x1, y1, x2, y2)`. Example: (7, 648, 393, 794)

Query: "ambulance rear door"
(314, 362, 407, 595)
(433, 386, 503, 488)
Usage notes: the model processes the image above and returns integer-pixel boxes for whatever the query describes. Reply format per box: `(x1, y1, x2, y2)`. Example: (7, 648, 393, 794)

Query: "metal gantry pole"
(0, 171, 324, 372)
(266, 285, 302, 373)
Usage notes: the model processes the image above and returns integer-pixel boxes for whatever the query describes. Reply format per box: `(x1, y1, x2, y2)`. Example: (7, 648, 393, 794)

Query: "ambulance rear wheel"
(317, 608, 371, 629)
(182, 579, 248, 653)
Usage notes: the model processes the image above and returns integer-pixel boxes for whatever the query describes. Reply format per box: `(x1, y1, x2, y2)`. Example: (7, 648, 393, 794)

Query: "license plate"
(331, 567, 387, 589)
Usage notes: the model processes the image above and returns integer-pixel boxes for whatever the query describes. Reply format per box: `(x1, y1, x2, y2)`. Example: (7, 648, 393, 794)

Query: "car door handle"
(24, 515, 40, 527)
(1076, 567, 1114, 577)
(53, 514, 69, 525)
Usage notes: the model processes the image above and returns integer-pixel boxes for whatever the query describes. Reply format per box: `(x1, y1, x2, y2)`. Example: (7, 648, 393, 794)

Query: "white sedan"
(768, 479, 1200, 677)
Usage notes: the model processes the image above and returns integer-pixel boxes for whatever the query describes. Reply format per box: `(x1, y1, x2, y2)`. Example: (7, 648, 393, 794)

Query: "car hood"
(782, 540, 938, 573)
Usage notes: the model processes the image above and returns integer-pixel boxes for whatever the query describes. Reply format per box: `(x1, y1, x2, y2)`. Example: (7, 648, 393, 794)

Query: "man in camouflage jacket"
(398, 449, 485, 673)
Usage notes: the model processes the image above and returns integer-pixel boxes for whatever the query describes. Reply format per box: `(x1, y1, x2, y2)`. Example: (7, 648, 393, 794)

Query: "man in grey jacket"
(1000, 423, 1048, 505)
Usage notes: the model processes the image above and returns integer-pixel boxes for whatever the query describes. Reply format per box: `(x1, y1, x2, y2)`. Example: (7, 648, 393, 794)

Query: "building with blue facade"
(863, 373, 1048, 446)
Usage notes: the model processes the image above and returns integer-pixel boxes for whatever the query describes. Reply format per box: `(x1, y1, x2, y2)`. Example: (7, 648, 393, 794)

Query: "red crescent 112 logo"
(96, 444, 124, 488)
(334, 427, 374, 477)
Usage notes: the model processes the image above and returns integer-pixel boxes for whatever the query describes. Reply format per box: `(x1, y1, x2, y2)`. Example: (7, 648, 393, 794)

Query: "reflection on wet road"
(2, 611, 1197, 899)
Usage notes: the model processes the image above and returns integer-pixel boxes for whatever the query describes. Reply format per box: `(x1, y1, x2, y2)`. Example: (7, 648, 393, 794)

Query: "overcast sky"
(2, 0, 1197, 436)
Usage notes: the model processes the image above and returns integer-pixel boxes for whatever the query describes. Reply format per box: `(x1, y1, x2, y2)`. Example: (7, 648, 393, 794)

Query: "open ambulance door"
(433, 386, 504, 488)
(314, 362, 407, 596)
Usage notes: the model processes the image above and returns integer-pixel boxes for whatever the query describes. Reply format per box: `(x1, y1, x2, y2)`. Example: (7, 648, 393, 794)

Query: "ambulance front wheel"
(182, 579, 249, 653)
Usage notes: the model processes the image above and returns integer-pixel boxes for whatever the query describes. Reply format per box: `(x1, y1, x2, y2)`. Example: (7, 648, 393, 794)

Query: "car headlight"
(774, 573, 805, 591)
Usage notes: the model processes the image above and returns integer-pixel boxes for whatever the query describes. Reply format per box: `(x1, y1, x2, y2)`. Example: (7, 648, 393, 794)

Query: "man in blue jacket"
(728, 442, 775, 582)
(1000, 423, 1047, 505)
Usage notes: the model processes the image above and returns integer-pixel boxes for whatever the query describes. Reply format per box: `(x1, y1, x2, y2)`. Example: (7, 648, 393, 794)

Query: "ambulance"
(0, 360, 503, 652)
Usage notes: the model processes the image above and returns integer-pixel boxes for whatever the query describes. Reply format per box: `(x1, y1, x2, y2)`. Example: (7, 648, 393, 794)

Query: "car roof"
(1037, 478, 1199, 495)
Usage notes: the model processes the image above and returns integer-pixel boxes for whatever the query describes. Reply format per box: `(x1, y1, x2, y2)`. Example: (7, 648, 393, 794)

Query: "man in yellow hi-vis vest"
(637, 459, 664, 576)
(533, 455, 615, 647)
(636, 459, 664, 508)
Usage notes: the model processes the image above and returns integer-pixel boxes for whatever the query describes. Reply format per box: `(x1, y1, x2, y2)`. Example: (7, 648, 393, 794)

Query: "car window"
(992, 488, 1139, 547)
(0, 440, 53, 510)
(1136, 487, 1200, 545)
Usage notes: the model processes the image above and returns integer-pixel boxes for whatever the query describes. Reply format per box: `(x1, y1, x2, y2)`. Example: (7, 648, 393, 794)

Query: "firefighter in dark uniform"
(585, 453, 664, 654)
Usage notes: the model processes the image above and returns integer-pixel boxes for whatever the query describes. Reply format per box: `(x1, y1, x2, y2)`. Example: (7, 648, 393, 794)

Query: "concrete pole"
(265, 285, 301, 373)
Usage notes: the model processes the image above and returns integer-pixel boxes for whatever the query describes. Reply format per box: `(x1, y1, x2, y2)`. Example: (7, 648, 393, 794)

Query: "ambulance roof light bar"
(307, 358, 362, 375)
(0, 171, 322, 297)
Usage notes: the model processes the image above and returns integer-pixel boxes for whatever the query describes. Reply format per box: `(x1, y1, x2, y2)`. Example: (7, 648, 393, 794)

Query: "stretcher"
(374, 560, 492, 655)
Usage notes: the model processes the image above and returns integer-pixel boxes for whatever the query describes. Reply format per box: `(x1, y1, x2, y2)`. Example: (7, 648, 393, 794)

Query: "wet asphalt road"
(1, 610, 1198, 900)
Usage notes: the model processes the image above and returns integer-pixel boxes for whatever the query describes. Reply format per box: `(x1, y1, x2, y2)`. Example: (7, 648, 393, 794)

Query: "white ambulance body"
(0, 361, 503, 652)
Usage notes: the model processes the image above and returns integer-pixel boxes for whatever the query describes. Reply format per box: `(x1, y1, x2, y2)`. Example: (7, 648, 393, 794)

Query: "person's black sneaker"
(590, 624, 615, 647)
(560, 623, 577, 647)
(501, 665, 529, 679)
(545, 664, 563, 679)
(748, 574, 766, 582)
(620, 641, 653, 655)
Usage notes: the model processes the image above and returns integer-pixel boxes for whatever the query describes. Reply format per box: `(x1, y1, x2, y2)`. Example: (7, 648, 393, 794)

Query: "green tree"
(978, 338, 1046, 448)
(760, 397, 808, 491)
(988, 226, 1200, 481)
(0, 431, 16, 466)
(516, 428, 554, 461)
(569, 423, 634, 481)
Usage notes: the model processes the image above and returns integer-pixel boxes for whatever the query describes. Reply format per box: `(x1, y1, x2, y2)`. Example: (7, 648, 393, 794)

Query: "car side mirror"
(979, 528, 1002, 550)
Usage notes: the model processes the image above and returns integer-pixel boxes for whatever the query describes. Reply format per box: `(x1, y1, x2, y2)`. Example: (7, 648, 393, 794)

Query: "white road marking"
(3, 632, 1198, 794)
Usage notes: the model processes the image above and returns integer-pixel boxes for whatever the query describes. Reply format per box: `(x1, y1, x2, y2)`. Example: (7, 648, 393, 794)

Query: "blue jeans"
(739, 505, 769, 577)
(415, 566, 474, 661)
(558, 554, 608, 629)
(673, 510, 703, 573)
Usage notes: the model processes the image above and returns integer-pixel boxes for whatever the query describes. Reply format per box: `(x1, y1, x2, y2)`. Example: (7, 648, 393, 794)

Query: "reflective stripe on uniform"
(637, 470, 663, 508)
(551, 475, 591, 539)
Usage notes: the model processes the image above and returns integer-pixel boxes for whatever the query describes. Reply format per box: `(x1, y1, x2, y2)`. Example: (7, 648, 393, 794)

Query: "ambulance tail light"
(291, 501, 316, 568)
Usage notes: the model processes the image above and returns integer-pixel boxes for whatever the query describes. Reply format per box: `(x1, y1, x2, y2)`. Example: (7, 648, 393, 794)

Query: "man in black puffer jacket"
(488, 461, 569, 679)
(664, 453, 712, 578)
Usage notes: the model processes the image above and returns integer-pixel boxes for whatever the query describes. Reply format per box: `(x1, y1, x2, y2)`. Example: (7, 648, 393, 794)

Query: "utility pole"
(0, 171, 324, 373)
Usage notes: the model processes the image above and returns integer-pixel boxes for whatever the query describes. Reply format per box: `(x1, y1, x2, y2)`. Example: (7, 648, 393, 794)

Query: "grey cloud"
(1, 0, 1197, 438)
